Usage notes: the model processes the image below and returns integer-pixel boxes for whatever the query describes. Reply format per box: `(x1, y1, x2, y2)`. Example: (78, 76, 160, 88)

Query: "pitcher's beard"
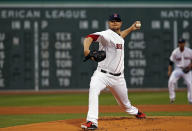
(111, 28, 121, 35)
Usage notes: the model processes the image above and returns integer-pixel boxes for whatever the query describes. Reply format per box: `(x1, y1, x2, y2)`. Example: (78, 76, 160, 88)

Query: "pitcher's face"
(108, 20, 122, 30)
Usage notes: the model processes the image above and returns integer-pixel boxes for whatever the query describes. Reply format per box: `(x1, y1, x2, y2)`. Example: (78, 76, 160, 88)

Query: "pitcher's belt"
(100, 69, 121, 76)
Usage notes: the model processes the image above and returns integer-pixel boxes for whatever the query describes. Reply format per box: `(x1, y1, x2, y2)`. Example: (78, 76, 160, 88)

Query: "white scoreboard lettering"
(0, 4, 191, 90)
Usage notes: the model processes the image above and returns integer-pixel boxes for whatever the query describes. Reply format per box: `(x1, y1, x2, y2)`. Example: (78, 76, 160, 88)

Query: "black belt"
(100, 69, 121, 76)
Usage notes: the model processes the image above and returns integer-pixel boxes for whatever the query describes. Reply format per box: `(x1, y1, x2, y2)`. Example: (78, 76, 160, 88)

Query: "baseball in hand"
(135, 23, 141, 28)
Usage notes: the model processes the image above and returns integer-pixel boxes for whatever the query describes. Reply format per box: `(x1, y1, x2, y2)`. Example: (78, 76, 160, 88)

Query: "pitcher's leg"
(109, 78, 138, 115)
(86, 71, 106, 125)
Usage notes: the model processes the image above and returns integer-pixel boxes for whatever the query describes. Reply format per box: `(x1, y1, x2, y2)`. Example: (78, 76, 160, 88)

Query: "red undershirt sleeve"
(86, 34, 100, 42)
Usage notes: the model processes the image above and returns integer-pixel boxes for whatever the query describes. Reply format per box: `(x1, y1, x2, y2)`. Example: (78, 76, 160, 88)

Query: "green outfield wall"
(0, 3, 191, 90)
(1, 0, 192, 2)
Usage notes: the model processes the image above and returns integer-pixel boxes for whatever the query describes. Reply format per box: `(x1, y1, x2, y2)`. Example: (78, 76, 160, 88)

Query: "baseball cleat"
(170, 99, 175, 104)
(135, 111, 146, 119)
(81, 121, 97, 130)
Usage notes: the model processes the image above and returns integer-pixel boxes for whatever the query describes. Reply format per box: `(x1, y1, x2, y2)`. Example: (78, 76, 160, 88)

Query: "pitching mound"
(1, 116, 192, 131)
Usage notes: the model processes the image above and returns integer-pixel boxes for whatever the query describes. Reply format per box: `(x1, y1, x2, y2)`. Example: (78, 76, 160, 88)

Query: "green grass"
(0, 113, 86, 128)
(0, 91, 190, 128)
(1, 112, 192, 128)
(0, 93, 89, 106)
(128, 91, 188, 105)
(0, 91, 189, 107)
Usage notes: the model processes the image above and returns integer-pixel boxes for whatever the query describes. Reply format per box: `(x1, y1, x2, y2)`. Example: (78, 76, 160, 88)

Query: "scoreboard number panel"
(0, 4, 191, 90)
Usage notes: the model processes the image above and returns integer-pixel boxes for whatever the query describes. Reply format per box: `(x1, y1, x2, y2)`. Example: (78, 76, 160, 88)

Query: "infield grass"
(1, 112, 192, 128)
(0, 91, 189, 106)
(0, 91, 190, 128)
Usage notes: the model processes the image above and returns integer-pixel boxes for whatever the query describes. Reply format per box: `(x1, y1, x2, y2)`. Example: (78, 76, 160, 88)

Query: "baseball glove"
(83, 50, 106, 62)
(182, 66, 191, 73)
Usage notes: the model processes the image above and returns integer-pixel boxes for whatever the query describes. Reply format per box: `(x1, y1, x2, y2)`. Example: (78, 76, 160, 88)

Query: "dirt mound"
(1, 116, 192, 131)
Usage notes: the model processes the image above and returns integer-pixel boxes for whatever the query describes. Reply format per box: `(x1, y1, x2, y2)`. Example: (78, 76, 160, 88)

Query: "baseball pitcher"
(81, 13, 146, 130)
(168, 38, 192, 104)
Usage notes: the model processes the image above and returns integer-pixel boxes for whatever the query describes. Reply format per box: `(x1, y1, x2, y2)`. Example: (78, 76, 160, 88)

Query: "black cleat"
(170, 99, 175, 104)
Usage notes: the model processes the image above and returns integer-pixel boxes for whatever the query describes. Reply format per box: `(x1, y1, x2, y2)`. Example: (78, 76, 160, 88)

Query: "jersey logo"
(116, 44, 122, 49)
(175, 57, 181, 61)
(184, 57, 191, 60)
(175, 56, 181, 61)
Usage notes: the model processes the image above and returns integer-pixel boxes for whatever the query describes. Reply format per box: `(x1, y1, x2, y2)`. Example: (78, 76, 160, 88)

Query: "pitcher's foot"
(81, 121, 97, 130)
(135, 111, 146, 119)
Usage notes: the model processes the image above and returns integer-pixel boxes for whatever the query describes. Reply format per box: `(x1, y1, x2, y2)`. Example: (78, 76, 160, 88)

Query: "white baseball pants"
(168, 68, 192, 103)
(86, 70, 138, 126)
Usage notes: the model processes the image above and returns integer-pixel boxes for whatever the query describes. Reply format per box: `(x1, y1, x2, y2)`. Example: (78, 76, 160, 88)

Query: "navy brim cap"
(178, 38, 186, 43)
(108, 13, 122, 21)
